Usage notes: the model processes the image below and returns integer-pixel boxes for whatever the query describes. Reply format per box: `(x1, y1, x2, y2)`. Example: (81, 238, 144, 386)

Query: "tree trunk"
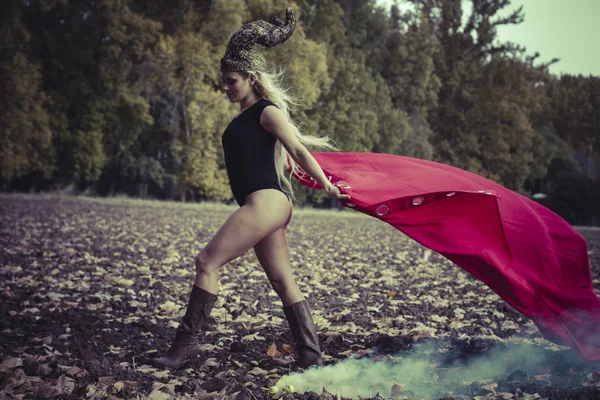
(137, 182, 148, 197)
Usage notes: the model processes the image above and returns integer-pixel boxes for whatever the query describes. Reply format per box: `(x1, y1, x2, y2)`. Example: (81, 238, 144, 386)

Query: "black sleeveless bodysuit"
(221, 98, 290, 206)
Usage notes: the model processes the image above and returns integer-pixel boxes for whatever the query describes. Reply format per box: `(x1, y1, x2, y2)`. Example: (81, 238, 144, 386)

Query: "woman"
(154, 7, 600, 366)
(154, 8, 348, 370)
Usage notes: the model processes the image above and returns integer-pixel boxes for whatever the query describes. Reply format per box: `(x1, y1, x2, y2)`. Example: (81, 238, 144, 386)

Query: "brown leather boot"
(153, 285, 217, 369)
(283, 300, 324, 369)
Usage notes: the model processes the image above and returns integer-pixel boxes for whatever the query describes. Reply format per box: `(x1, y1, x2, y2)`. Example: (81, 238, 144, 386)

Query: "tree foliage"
(0, 0, 598, 222)
(0, 1, 54, 185)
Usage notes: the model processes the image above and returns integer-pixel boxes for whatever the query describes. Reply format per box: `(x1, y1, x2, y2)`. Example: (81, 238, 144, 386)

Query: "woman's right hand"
(325, 183, 351, 201)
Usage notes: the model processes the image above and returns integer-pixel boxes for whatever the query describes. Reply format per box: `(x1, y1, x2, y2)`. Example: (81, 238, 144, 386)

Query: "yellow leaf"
(430, 315, 448, 323)
(481, 383, 498, 393)
(312, 315, 331, 329)
(242, 332, 265, 342)
(148, 389, 171, 400)
(203, 358, 219, 368)
(136, 365, 158, 373)
(152, 370, 170, 378)
(47, 292, 65, 302)
(109, 345, 121, 354)
(159, 301, 182, 314)
(106, 276, 135, 287)
(449, 319, 469, 330)
(247, 366, 268, 376)
(167, 320, 179, 329)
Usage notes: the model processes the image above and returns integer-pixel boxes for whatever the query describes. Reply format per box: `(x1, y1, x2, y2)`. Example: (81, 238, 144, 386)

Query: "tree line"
(1, 0, 598, 224)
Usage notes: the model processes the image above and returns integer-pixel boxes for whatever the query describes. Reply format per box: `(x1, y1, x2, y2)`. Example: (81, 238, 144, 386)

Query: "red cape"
(293, 152, 600, 362)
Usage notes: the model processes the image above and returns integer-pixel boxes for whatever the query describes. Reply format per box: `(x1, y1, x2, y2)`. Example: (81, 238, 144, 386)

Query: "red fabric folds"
(293, 152, 600, 361)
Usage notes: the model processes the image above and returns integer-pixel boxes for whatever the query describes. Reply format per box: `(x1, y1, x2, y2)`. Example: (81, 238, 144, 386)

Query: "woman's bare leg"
(254, 222, 324, 368)
(154, 189, 292, 369)
(194, 189, 292, 293)
(253, 227, 304, 306)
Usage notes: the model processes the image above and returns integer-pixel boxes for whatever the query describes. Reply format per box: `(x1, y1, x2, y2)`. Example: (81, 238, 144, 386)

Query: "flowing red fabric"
(292, 152, 600, 361)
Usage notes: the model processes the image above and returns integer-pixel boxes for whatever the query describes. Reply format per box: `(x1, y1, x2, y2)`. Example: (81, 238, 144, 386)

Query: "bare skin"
(194, 188, 300, 304)
(195, 71, 349, 306)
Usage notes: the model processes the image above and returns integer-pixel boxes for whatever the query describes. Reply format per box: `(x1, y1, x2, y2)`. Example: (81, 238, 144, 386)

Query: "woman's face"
(221, 71, 254, 102)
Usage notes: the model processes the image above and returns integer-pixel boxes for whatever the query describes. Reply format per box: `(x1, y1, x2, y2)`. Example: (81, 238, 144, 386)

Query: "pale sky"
(377, 0, 600, 77)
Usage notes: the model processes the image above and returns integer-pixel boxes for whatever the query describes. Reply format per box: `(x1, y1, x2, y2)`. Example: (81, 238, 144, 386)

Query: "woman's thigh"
(197, 189, 292, 270)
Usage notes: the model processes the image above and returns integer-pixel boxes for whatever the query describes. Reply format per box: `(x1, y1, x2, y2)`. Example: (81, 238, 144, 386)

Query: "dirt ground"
(1, 194, 599, 400)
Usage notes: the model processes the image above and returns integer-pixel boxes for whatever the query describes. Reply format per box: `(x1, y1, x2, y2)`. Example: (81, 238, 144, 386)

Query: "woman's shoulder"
(258, 98, 279, 109)
(259, 100, 287, 131)
(254, 99, 279, 122)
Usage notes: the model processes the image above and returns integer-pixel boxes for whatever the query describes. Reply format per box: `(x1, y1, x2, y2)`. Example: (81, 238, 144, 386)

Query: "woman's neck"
(239, 93, 261, 110)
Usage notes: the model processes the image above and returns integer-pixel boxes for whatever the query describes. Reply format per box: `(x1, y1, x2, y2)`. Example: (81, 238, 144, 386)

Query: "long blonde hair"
(240, 69, 339, 202)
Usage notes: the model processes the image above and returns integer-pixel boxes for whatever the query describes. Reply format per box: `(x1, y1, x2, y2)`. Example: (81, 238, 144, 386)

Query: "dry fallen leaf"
(2, 196, 598, 400)
(147, 388, 172, 400)
(0, 357, 23, 370)
(49, 374, 76, 396)
(390, 383, 404, 397)
(241, 332, 265, 342)
(480, 382, 498, 393)
(66, 366, 88, 379)
(267, 342, 278, 357)
(247, 366, 268, 376)
(280, 344, 294, 353)
(152, 370, 170, 378)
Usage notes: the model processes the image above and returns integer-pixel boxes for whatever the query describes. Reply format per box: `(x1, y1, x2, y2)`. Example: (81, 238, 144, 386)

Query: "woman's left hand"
(325, 183, 351, 201)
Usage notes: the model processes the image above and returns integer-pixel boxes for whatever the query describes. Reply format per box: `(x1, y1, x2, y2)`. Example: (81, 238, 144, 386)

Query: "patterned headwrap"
(220, 8, 297, 72)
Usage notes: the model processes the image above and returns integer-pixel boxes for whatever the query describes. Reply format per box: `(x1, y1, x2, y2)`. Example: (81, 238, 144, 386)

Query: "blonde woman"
(154, 8, 349, 370)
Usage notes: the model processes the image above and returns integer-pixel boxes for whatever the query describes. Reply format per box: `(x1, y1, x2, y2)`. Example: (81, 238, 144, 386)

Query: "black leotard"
(221, 98, 290, 206)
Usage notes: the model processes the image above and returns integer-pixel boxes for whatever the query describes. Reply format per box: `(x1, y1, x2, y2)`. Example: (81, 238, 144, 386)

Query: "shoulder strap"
(258, 98, 278, 110)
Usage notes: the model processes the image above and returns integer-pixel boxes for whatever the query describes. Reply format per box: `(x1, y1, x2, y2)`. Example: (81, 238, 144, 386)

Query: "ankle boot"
(153, 285, 217, 369)
(283, 300, 324, 369)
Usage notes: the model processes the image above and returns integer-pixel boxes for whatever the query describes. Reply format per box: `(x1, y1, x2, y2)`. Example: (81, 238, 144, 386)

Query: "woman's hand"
(325, 183, 351, 201)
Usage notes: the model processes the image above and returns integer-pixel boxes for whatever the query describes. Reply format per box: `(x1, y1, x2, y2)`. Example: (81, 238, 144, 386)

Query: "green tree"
(295, 0, 346, 45)
(382, 6, 441, 159)
(175, 82, 232, 200)
(548, 75, 600, 178)
(310, 47, 408, 154)
(0, 0, 54, 186)
(411, 0, 543, 188)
